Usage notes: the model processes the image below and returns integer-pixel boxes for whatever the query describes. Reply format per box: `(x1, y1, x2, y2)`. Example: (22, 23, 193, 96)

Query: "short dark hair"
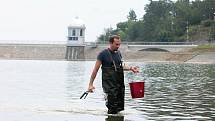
(109, 35, 120, 43)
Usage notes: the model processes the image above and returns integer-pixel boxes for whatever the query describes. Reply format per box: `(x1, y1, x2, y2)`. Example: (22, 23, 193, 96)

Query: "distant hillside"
(184, 20, 215, 44)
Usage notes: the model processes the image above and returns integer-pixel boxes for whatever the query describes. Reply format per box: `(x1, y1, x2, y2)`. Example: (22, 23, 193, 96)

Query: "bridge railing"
(84, 41, 196, 47)
(0, 40, 67, 44)
(0, 40, 196, 46)
(122, 41, 195, 45)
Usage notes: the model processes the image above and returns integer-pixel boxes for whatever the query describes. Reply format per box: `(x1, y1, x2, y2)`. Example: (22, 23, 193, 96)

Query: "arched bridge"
(85, 42, 198, 52)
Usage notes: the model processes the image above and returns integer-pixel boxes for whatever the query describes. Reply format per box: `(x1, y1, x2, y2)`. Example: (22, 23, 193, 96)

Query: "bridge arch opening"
(139, 48, 169, 52)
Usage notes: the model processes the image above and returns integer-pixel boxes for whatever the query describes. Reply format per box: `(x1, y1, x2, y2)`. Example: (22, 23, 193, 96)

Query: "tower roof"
(68, 17, 85, 28)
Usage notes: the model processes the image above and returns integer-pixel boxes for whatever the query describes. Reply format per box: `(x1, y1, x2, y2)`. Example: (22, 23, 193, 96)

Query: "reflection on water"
(105, 116, 124, 121)
(0, 60, 214, 120)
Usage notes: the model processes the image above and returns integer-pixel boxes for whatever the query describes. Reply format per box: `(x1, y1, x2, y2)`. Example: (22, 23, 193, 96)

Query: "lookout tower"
(66, 17, 86, 60)
(67, 17, 86, 45)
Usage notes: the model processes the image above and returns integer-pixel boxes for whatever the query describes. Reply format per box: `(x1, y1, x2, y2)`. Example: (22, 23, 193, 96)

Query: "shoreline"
(0, 53, 214, 64)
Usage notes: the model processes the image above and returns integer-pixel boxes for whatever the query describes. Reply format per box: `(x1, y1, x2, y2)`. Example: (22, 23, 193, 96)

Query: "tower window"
(80, 29, 83, 36)
(68, 37, 78, 41)
(72, 29, 76, 36)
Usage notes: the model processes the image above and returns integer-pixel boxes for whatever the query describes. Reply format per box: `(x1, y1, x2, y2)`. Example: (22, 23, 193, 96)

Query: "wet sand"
(123, 51, 215, 64)
(185, 52, 215, 64)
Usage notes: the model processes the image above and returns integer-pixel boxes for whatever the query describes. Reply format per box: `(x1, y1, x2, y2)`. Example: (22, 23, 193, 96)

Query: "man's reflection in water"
(105, 116, 124, 121)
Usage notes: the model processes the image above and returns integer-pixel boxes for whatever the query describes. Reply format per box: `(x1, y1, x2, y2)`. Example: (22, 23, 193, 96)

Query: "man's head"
(109, 35, 121, 51)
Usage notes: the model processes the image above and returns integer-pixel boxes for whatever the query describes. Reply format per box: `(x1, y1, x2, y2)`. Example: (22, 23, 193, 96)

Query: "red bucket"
(129, 81, 144, 98)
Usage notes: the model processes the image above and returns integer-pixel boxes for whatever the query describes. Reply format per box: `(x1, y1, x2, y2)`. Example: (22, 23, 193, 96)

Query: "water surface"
(0, 60, 214, 121)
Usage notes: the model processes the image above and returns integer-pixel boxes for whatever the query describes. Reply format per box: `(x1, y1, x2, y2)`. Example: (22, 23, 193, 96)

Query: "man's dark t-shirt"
(97, 49, 122, 67)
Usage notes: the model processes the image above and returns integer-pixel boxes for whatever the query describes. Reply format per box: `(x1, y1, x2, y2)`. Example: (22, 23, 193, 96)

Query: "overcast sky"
(0, 0, 149, 42)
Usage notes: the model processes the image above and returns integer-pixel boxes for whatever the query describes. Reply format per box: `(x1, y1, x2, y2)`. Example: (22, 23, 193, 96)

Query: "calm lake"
(0, 60, 214, 121)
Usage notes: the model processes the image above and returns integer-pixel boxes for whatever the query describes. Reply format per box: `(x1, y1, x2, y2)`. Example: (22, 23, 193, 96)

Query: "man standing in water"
(87, 35, 139, 114)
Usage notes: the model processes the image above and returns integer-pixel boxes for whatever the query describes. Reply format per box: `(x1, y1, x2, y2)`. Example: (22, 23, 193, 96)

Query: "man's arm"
(123, 64, 139, 73)
(88, 60, 102, 92)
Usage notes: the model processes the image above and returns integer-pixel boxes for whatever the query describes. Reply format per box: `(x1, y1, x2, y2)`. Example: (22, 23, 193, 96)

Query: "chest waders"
(102, 49, 125, 114)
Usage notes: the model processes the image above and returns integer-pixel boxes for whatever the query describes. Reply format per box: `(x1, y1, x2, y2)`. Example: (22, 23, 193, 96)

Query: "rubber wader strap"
(117, 51, 123, 66)
(107, 49, 117, 71)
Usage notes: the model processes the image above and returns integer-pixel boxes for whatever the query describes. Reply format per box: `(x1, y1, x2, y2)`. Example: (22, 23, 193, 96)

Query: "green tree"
(127, 20, 144, 41)
(96, 0, 214, 43)
(97, 27, 113, 43)
(201, 0, 215, 20)
(143, 0, 174, 42)
(209, 21, 215, 43)
(127, 9, 137, 21)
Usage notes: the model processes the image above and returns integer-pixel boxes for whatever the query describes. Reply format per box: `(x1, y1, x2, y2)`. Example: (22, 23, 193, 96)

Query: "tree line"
(97, 0, 215, 43)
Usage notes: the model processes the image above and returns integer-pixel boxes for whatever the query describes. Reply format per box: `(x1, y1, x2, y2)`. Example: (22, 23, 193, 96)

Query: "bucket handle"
(128, 72, 144, 83)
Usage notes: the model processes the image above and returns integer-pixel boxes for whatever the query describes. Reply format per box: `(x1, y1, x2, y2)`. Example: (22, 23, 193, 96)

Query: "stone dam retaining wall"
(1, 44, 212, 63)
(0, 44, 66, 60)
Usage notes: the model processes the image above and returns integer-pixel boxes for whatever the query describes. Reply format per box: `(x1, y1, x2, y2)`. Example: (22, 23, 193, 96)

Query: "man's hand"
(88, 84, 95, 93)
(130, 66, 139, 73)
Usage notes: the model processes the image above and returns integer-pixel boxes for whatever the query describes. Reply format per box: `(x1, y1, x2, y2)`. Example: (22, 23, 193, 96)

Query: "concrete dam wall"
(0, 44, 196, 62)
(0, 44, 135, 60)
(0, 44, 102, 60)
(0, 44, 67, 60)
